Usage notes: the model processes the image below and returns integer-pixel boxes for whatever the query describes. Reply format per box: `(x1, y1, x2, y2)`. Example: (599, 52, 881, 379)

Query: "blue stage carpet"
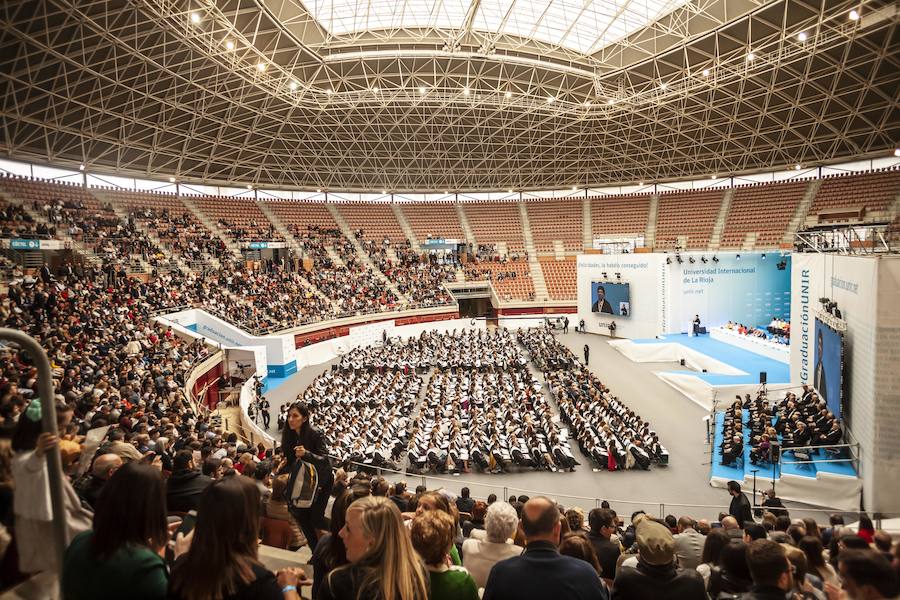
(633, 333, 790, 385)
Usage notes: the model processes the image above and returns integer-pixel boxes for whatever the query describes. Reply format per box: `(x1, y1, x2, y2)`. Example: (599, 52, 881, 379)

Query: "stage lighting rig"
(689, 257, 695, 264)
(736, 254, 741, 261)
(776, 260, 787, 271)
(676, 254, 683, 264)
(615, 273, 622, 281)
(666, 257, 672, 265)
(712, 256, 719, 263)
(601, 272, 608, 280)
(701, 257, 708, 264)
(762, 253, 767, 260)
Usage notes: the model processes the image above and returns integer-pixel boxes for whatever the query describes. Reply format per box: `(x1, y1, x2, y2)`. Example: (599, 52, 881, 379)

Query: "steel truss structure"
(1, 0, 898, 191)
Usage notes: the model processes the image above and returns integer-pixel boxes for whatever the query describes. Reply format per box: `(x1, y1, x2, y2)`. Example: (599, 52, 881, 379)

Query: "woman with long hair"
(309, 483, 371, 599)
(798, 536, 838, 586)
(857, 513, 875, 544)
(62, 462, 168, 599)
(695, 528, 729, 588)
(168, 475, 308, 600)
(280, 401, 333, 551)
(321, 496, 429, 600)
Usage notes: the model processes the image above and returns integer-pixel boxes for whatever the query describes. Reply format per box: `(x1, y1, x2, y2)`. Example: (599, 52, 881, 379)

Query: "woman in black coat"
(280, 401, 333, 551)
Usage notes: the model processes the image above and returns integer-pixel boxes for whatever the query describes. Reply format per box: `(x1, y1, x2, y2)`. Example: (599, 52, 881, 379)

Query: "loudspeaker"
(759, 371, 767, 384)
(679, 359, 686, 366)
(702, 369, 708, 373)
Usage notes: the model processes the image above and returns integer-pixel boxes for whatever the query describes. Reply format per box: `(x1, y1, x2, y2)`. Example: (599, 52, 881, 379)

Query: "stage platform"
(609, 333, 791, 411)
(609, 333, 861, 511)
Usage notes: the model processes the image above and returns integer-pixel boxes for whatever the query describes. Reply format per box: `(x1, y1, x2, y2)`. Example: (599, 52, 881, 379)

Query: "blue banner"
(10, 239, 41, 250)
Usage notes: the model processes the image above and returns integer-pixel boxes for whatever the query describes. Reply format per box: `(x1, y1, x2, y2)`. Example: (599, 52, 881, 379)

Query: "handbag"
(287, 458, 319, 509)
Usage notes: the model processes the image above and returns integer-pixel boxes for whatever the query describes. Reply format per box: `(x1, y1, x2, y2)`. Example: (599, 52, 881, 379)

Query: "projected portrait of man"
(814, 329, 828, 406)
(592, 285, 613, 314)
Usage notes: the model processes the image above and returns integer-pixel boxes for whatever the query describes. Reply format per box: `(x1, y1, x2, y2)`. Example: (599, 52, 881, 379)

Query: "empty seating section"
(464, 202, 525, 253)
(401, 203, 465, 242)
(720, 181, 807, 249)
(590, 195, 650, 239)
(464, 260, 533, 300)
(336, 203, 407, 243)
(526, 199, 583, 252)
(539, 258, 577, 300)
(192, 195, 283, 242)
(655, 190, 724, 249)
(810, 169, 900, 216)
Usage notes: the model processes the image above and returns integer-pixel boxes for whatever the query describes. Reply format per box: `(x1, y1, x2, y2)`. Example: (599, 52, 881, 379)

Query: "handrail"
(0, 329, 67, 576)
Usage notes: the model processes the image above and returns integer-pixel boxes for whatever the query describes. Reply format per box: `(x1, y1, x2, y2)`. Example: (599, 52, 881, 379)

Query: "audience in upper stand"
(62, 462, 168, 600)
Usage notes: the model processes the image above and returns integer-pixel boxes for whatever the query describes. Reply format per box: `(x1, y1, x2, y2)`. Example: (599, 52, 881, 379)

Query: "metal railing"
(778, 442, 860, 468)
(0, 329, 67, 575)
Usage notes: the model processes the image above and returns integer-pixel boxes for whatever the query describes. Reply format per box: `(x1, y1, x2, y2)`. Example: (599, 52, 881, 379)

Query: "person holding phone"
(280, 401, 333, 551)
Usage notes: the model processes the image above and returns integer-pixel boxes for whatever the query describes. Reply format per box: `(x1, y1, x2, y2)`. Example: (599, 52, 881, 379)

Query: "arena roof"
(1, 0, 898, 192)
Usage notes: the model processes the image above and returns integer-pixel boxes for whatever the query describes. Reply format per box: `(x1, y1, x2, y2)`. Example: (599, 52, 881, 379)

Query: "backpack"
(288, 459, 319, 509)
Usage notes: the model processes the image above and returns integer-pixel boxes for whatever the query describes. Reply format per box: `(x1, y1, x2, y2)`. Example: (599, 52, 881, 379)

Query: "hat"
(636, 518, 676, 566)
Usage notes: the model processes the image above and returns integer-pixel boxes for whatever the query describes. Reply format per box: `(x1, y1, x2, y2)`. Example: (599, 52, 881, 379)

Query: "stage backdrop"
(789, 254, 900, 514)
(577, 254, 665, 339)
(665, 252, 791, 334)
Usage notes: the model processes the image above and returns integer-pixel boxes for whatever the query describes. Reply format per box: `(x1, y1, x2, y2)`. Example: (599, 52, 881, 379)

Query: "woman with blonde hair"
(321, 496, 429, 600)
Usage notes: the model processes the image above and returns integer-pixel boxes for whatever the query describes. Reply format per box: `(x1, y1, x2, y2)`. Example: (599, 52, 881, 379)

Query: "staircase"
(325, 204, 407, 301)
(582, 196, 593, 251)
(645, 194, 659, 249)
(180, 196, 244, 261)
(518, 201, 548, 301)
(708, 189, 733, 251)
(741, 232, 758, 251)
(783, 179, 821, 245)
(97, 191, 181, 273)
(552, 240, 566, 260)
(455, 203, 477, 247)
(256, 201, 303, 254)
(391, 204, 421, 252)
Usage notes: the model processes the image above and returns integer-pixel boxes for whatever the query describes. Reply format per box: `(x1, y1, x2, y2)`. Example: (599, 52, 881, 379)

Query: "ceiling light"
(190, 12, 201, 23)
(639, 181, 644, 186)
(325, 88, 333, 95)
(547, 96, 555, 103)
(711, 175, 718, 180)
(169, 177, 176, 183)
(463, 87, 470, 96)
(381, 190, 387, 194)
(371, 86, 380, 93)
(246, 184, 253, 190)
(225, 40, 234, 50)
(894, 148, 900, 157)
(507, 189, 513, 193)
(702, 68, 710, 77)
(443, 191, 448, 194)
(746, 52, 755, 61)
(795, 164, 802, 170)
(659, 82, 667, 90)
(607, 98, 615, 105)
(572, 186, 578, 191)
(316, 188, 322, 193)
(849, 9, 859, 20)
(798, 32, 808, 42)
(418, 86, 426, 95)
(505, 91, 512, 98)
(257, 62, 267, 72)
(78, 164, 85, 171)
(583, 101, 591, 107)
(289, 81, 298, 91)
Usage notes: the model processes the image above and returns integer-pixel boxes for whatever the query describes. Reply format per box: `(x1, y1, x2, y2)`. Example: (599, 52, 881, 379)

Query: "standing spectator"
(411, 510, 479, 600)
(280, 402, 333, 551)
(584, 344, 590, 365)
(587, 508, 621, 587)
(320, 496, 428, 600)
(727, 480, 753, 528)
(168, 476, 308, 600)
(483, 497, 606, 600)
(462, 501, 523, 589)
(673, 516, 704, 570)
(742, 539, 795, 599)
(166, 450, 213, 513)
(612, 516, 706, 600)
(62, 463, 168, 599)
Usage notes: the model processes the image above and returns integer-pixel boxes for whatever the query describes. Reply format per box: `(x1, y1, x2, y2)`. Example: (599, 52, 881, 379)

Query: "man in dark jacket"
(612, 515, 706, 600)
(166, 450, 213, 513)
(741, 539, 794, 599)
(727, 480, 754, 527)
(587, 508, 621, 586)
(456, 486, 475, 515)
(484, 497, 607, 600)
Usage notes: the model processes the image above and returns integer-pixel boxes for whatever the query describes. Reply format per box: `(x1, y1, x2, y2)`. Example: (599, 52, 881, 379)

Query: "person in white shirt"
(462, 501, 523, 589)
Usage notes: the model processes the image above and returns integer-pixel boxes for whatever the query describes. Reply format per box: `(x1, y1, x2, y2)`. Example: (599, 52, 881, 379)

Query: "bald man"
(79, 453, 123, 509)
(483, 497, 607, 600)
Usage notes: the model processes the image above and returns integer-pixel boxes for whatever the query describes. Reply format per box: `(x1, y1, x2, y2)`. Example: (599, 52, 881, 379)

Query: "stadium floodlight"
(225, 40, 234, 50)
(849, 9, 859, 20)
(894, 148, 900, 157)
(316, 189, 321, 193)
(289, 81, 298, 91)
(659, 82, 667, 90)
(419, 86, 426, 95)
(371, 86, 379, 93)
(168, 177, 176, 183)
(798, 32, 808, 42)
(463, 87, 470, 96)
(547, 96, 555, 103)
(79, 164, 85, 171)
(607, 98, 615, 105)
(381, 190, 387, 194)
(325, 88, 333, 95)
(257, 62, 267, 72)
(190, 12, 200, 23)
(795, 164, 802, 170)
(746, 52, 755, 62)
(505, 91, 512, 98)
(702, 69, 710, 77)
